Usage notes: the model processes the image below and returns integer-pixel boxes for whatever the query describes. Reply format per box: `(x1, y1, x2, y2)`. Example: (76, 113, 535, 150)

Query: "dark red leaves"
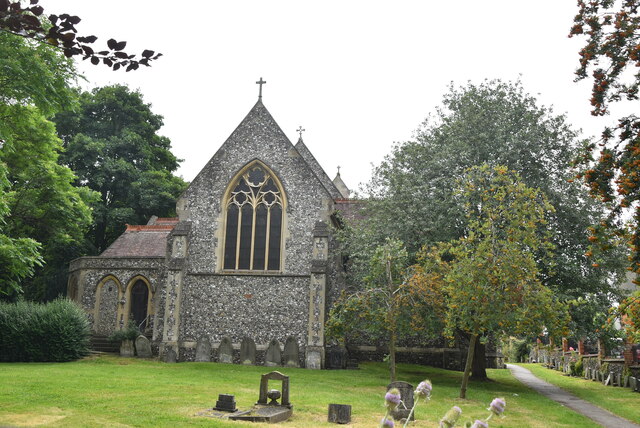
(0, 0, 161, 72)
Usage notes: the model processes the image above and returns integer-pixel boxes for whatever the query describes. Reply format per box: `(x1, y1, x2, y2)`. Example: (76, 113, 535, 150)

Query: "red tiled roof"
(100, 224, 175, 258)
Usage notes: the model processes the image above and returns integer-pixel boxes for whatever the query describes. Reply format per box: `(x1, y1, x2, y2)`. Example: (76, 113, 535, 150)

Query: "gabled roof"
(100, 219, 177, 258)
(294, 137, 343, 200)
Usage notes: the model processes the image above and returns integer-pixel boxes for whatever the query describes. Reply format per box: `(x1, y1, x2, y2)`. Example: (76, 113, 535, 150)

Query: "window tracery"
(223, 164, 283, 271)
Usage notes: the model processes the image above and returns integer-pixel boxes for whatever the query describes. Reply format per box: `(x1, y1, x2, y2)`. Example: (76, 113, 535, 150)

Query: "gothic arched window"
(223, 163, 284, 271)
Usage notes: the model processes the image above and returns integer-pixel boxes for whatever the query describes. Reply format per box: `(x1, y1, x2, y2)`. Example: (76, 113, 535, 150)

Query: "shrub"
(108, 320, 141, 343)
(0, 298, 90, 362)
(572, 357, 584, 377)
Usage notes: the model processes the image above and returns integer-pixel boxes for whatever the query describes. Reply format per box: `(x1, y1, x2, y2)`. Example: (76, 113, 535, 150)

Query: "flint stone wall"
(68, 258, 165, 336)
(176, 274, 308, 363)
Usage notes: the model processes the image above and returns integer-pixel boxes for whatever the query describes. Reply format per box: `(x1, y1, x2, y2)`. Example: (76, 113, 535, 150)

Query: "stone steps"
(90, 334, 119, 353)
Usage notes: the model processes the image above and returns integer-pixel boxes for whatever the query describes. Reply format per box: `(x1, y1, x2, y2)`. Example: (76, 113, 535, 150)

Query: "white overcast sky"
(46, 1, 616, 192)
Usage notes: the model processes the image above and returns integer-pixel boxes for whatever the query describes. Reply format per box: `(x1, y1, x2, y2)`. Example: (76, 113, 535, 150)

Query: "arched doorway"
(130, 279, 149, 330)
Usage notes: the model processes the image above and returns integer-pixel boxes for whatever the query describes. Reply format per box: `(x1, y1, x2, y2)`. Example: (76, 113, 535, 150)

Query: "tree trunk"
(389, 328, 397, 382)
(460, 334, 477, 399)
(472, 339, 487, 380)
(386, 258, 397, 383)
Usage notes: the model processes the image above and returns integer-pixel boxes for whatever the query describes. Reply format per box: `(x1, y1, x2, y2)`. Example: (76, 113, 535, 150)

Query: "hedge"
(0, 298, 90, 362)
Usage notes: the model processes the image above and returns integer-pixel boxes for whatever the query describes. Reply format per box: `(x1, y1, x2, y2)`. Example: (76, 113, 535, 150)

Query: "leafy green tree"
(361, 79, 623, 300)
(1, 105, 97, 300)
(427, 165, 567, 398)
(327, 239, 411, 382)
(54, 85, 188, 252)
(0, 31, 95, 299)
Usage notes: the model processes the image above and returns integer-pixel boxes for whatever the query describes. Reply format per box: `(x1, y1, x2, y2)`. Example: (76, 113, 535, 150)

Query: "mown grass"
(515, 363, 640, 424)
(0, 355, 601, 427)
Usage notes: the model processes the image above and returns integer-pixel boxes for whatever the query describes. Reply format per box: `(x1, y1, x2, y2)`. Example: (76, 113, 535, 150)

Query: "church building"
(68, 82, 352, 368)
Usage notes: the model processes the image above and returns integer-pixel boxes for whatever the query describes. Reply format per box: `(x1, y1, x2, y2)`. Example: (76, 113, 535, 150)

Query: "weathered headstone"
(164, 348, 177, 363)
(120, 339, 135, 357)
(327, 346, 347, 369)
(387, 381, 414, 422)
(629, 376, 637, 391)
(218, 337, 233, 363)
(214, 394, 238, 412)
(327, 404, 351, 424)
(283, 337, 299, 368)
(616, 373, 621, 387)
(195, 338, 212, 362)
(257, 371, 291, 407)
(265, 339, 282, 367)
(240, 337, 256, 365)
(135, 335, 152, 358)
(306, 350, 322, 370)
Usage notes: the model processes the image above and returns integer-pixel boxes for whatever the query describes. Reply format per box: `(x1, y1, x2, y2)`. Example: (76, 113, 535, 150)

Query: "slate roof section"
(100, 222, 177, 258)
(294, 137, 343, 200)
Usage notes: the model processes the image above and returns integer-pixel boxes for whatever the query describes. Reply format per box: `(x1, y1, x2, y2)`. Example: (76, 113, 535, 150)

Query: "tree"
(0, 0, 162, 72)
(0, 105, 97, 300)
(54, 85, 188, 252)
(363, 79, 623, 299)
(425, 165, 567, 398)
(327, 239, 412, 382)
(570, 1, 640, 271)
(339, 79, 622, 378)
(0, 29, 98, 299)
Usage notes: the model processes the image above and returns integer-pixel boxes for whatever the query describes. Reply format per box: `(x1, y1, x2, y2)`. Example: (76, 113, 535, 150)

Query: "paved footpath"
(507, 364, 640, 428)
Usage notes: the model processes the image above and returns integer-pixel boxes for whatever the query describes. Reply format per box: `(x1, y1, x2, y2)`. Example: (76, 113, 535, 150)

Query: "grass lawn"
(0, 355, 601, 428)
(515, 363, 640, 424)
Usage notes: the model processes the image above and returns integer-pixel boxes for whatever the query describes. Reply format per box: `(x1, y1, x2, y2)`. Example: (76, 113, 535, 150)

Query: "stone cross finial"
(297, 126, 305, 139)
(337, 165, 341, 175)
(256, 77, 266, 99)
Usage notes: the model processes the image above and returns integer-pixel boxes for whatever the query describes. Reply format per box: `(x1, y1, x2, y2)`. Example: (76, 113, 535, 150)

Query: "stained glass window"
(223, 164, 284, 271)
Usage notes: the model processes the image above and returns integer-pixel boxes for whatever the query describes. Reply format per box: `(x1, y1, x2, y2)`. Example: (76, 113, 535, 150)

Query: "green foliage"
(354, 79, 624, 301)
(417, 165, 569, 397)
(573, 357, 584, 377)
(326, 239, 411, 380)
(0, 32, 77, 120)
(0, 105, 97, 300)
(54, 85, 188, 252)
(503, 337, 531, 363)
(0, 30, 97, 299)
(441, 165, 567, 340)
(0, 298, 90, 362)
(108, 320, 141, 343)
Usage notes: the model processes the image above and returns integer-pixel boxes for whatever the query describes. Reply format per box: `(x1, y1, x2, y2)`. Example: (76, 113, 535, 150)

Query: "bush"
(572, 357, 584, 377)
(0, 298, 90, 362)
(108, 320, 141, 343)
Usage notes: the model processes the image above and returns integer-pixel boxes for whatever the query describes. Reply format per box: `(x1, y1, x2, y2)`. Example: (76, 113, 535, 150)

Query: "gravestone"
(214, 394, 238, 412)
(265, 339, 282, 367)
(218, 337, 233, 363)
(327, 346, 347, 369)
(584, 367, 590, 379)
(616, 373, 621, 387)
(327, 404, 351, 424)
(240, 337, 256, 365)
(256, 371, 291, 407)
(387, 381, 414, 422)
(629, 376, 637, 391)
(306, 349, 322, 370)
(283, 337, 299, 368)
(120, 340, 135, 357)
(195, 338, 212, 362)
(135, 335, 152, 358)
(164, 348, 177, 363)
